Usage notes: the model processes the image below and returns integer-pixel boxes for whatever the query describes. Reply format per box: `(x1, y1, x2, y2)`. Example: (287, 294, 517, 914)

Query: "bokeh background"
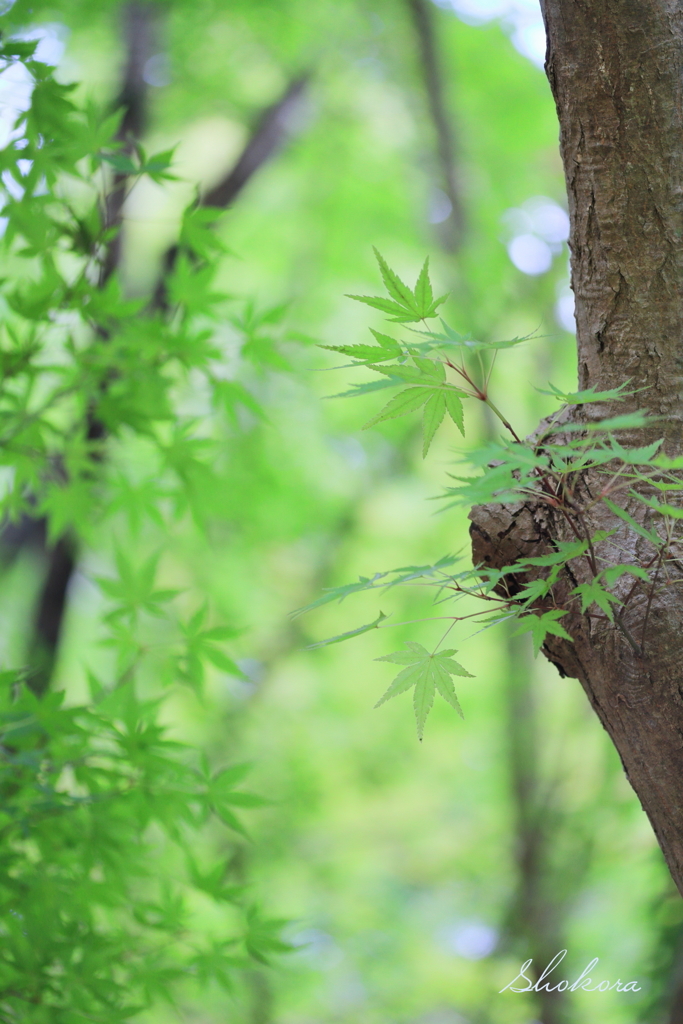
(1, 1, 680, 1021)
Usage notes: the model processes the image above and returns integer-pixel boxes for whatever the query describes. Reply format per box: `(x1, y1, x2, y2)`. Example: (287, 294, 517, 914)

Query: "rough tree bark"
(469, 0, 683, 894)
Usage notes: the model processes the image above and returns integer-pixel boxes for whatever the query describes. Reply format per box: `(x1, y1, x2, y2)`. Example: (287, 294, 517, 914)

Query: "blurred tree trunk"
(28, 0, 157, 696)
(668, 942, 683, 1024)
(404, 0, 465, 250)
(470, 0, 683, 895)
(504, 631, 569, 1024)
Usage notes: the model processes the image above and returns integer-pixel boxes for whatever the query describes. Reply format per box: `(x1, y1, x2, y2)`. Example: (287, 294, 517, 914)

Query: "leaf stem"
(575, 511, 599, 575)
(483, 397, 522, 443)
(614, 611, 643, 656)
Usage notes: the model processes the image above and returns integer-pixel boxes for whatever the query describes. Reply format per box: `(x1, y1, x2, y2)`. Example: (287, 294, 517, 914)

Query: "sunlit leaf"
(444, 390, 464, 435)
(363, 386, 431, 428)
(373, 247, 419, 312)
(422, 391, 446, 457)
(414, 256, 434, 312)
(375, 642, 472, 739)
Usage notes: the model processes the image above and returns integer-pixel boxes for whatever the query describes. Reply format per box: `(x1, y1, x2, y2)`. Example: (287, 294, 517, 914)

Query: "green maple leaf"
(177, 605, 246, 689)
(373, 247, 419, 313)
(375, 642, 472, 740)
(571, 579, 622, 621)
(320, 338, 401, 363)
(363, 386, 431, 428)
(414, 257, 434, 312)
(422, 391, 446, 457)
(512, 609, 572, 656)
(347, 250, 447, 324)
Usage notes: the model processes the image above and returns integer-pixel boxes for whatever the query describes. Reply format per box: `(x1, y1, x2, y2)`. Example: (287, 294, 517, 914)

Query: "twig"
(152, 74, 310, 311)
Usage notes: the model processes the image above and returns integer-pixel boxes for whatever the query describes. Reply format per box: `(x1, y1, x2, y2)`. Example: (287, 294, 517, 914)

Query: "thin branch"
(153, 74, 310, 311)
(205, 76, 309, 209)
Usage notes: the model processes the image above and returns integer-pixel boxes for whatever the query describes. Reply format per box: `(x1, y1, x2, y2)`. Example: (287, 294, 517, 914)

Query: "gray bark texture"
(469, 0, 683, 893)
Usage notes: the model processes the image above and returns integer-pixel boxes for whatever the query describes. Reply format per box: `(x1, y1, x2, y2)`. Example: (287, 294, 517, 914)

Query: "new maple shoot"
(306, 0, 683, 901)
(301, 251, 682, 748)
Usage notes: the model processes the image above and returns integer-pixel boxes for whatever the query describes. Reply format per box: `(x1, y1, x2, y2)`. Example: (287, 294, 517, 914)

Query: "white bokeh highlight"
(555, 286, 576, 333)
(507, 233, 552, 275)
(0, 25, 67, 148)
(502, 196, 569, 276)
(143, 53, 171, 88)
(502, 196, 569, 251)
(428, 187, 454, 224)
(438, 920, 498, 960)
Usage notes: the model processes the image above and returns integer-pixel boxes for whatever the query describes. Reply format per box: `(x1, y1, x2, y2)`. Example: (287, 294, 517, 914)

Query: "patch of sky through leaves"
(0, 24, 67, 148)
(437, 0, 546, 67)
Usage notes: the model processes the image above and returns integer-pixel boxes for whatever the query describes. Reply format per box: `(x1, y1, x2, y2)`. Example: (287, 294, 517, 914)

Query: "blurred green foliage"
(0, 2, 677, 1023)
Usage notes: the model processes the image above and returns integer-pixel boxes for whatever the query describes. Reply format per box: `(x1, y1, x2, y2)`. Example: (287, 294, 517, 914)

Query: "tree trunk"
(469, 0, 683, 894)
(504, 632, 570, 1024)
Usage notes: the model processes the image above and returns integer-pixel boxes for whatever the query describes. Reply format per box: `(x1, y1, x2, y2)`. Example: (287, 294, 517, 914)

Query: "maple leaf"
(512, 609, 572, 656)
(346, 249, 447, 324)
(374, 641, 472, 740)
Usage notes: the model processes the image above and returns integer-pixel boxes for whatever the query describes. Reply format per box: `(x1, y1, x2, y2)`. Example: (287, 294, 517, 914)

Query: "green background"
(1, 1, 676, 1021)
